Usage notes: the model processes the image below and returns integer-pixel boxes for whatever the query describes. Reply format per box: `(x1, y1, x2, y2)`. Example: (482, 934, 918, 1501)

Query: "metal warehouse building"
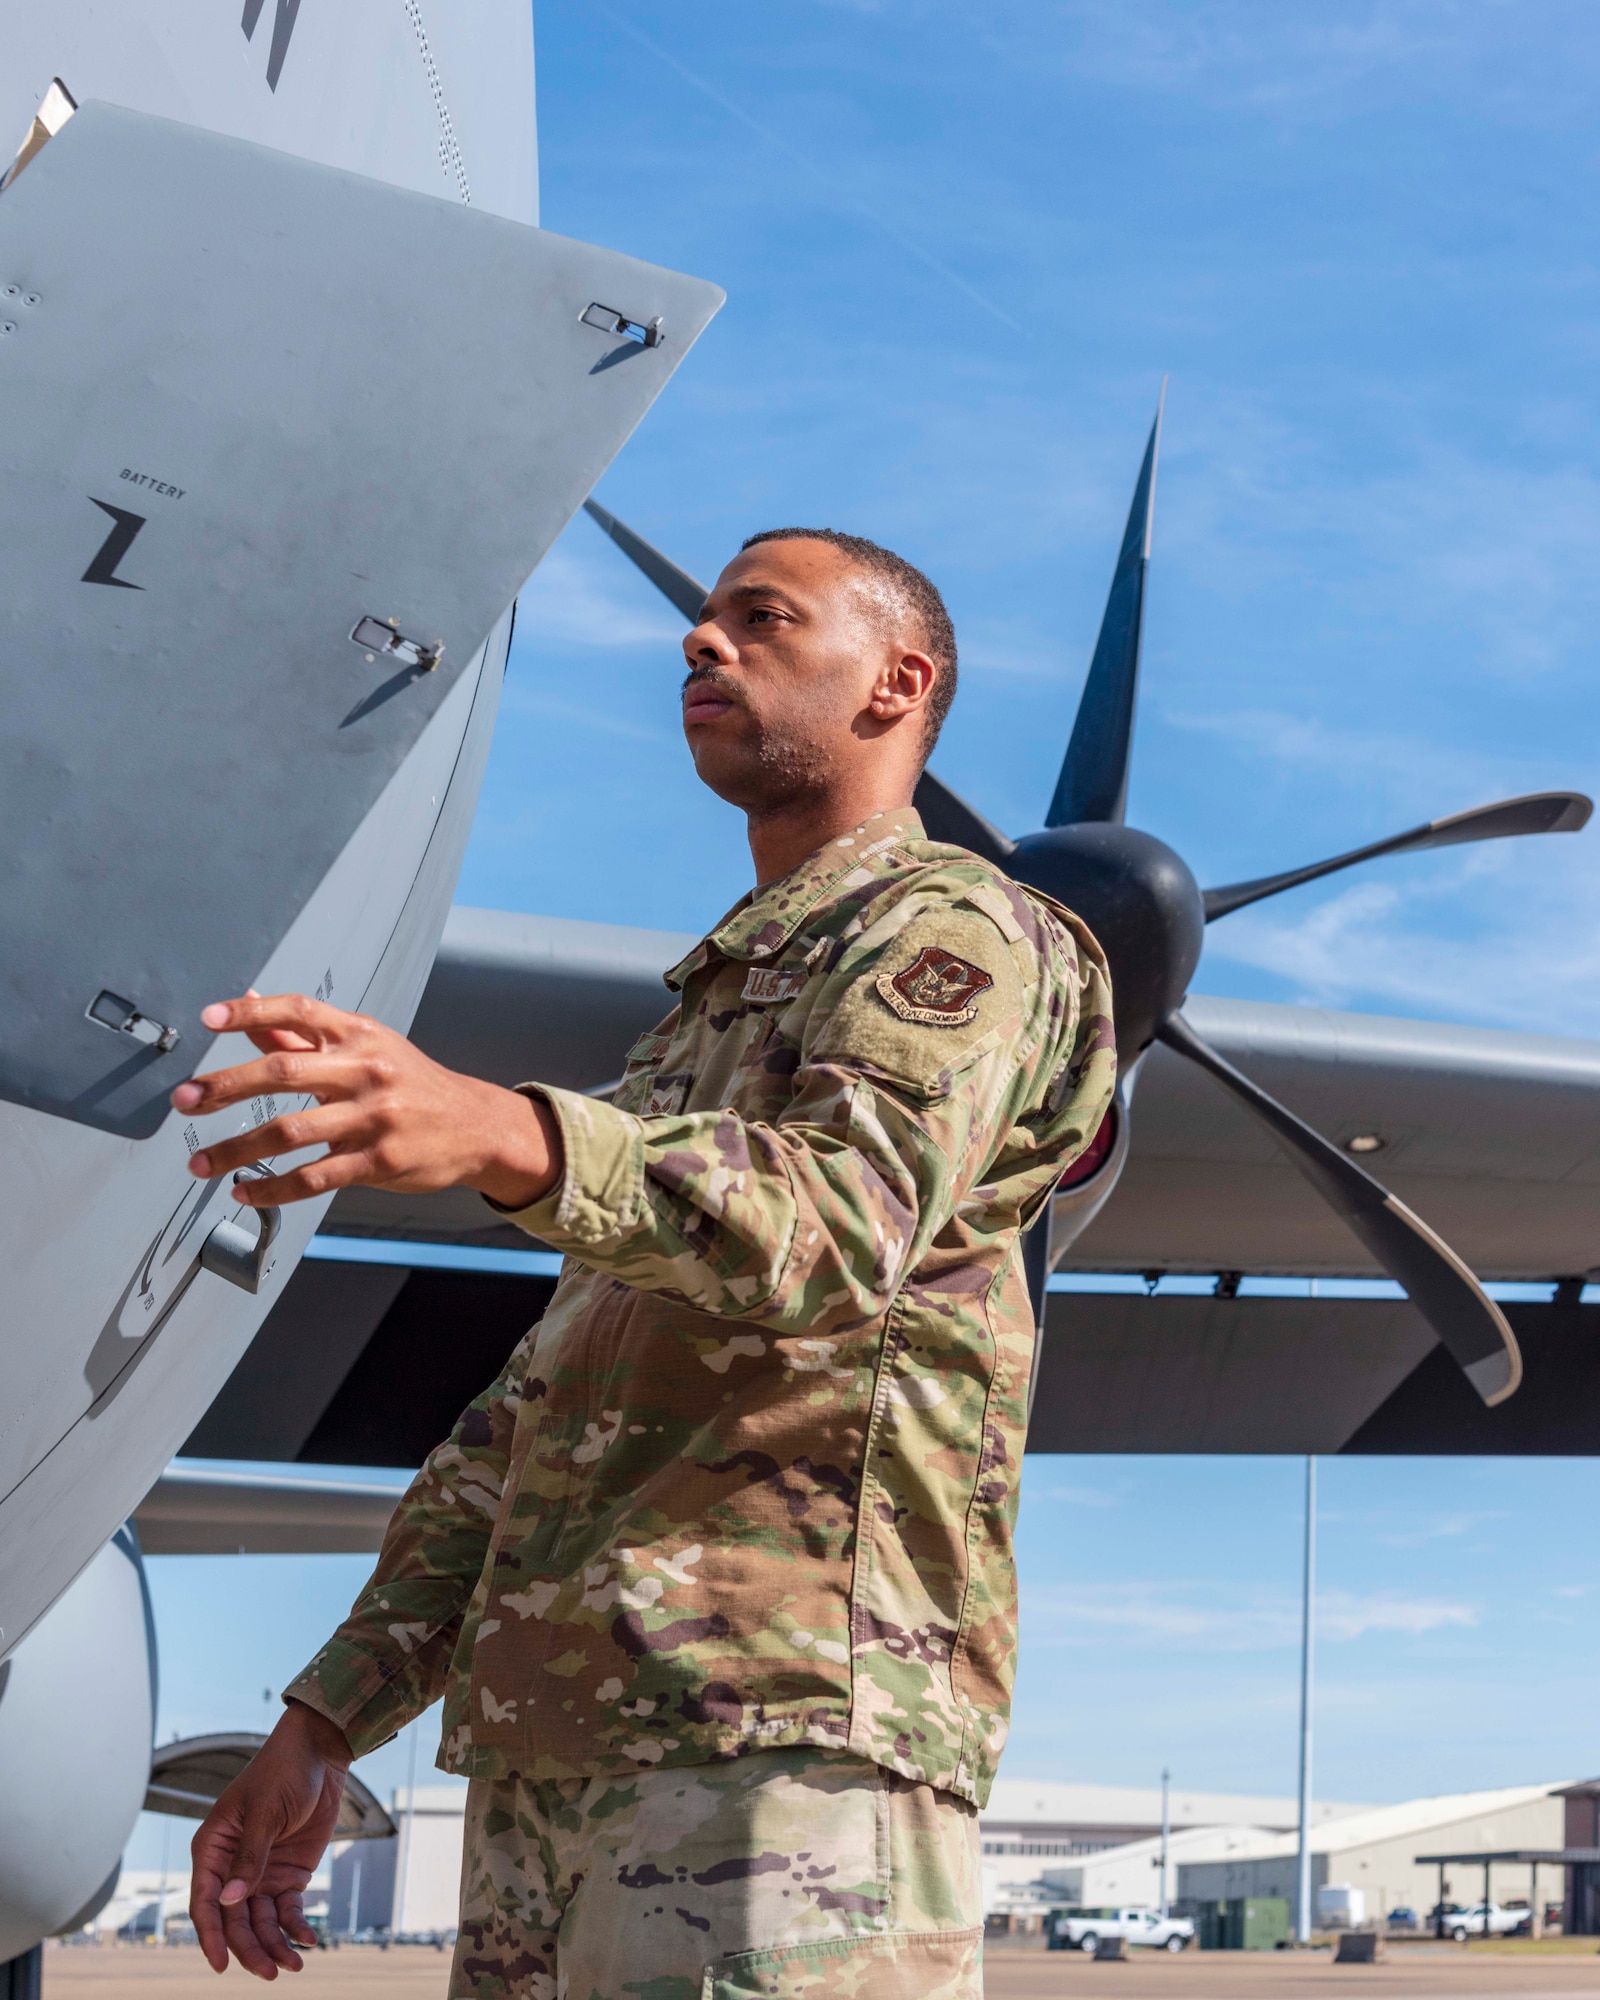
(1176, 1781, 1568, 1921)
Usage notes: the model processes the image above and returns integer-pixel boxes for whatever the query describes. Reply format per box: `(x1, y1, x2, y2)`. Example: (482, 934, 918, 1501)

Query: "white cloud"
(1152, 386, 1600, 689)
(1041, 1484, 1124, 1509)
(1027, 1, 1597, 130)
(1199, 851, 1600, 1036)
(516, 542, 688, 652)
(1317, 1591, 1477, 1640)
(1372, 1511, 1508, 1549)
(1164, 706, 1516, 811)
(1028, 1581, 1476, 1651)
(500, 686, 668, 745)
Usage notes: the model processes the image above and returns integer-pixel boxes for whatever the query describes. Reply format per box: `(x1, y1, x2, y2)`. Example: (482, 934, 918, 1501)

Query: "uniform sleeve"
(281, 1328, 530, 1756)
(497, 888, 1114, 1331)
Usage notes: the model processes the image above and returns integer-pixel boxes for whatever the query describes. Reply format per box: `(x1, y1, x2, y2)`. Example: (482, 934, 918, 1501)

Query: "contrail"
(593, 6, 1025, 338)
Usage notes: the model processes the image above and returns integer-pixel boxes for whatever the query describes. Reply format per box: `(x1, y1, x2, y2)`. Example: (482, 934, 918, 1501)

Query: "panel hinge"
(88, 989, 179, 1052)
(580, 301, 664, 348)
(351, 616, 443, 671)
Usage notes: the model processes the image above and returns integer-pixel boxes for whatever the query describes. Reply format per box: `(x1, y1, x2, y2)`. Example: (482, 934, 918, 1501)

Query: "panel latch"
(199, 1170, 281, 1293)
(351, 616, 443, 671)
(88, 989, 179, 1052)
(580, 301, 664, 348)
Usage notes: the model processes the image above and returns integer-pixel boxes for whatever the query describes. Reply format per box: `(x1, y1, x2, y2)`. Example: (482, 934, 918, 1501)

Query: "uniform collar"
(663, 805, 925, 988)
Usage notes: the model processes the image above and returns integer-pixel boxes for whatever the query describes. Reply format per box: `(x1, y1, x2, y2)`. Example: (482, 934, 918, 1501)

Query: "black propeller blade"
(583, 498, 707, 624)
(913, 772, 1014, 864)
(1044, 383, 1165, 829)
(1156, 1011, 1521, 1406)
(1203, 791, 1593, 922)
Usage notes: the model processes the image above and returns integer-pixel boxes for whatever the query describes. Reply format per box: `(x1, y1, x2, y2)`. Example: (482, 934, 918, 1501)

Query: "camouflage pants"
(449, 1746, 983, 1999)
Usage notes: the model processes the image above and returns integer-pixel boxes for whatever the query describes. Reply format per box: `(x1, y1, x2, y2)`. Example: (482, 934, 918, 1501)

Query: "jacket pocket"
(703, 1923, 982, 1999)
(612, 1028, 675, 1115)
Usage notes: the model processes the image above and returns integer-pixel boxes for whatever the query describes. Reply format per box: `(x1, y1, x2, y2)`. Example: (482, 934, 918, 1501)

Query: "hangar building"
(1174, 1781, 1567, 1920)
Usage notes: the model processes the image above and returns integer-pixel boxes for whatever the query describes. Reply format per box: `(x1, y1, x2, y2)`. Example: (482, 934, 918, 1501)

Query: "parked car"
(1438, 1902, 1526, 1941)
(1048, 1906, 1196, 1953)
(1386, 1907, 1420, 1931)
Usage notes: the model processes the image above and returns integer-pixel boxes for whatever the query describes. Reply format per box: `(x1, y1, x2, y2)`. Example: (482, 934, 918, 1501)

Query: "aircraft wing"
(1077, 996, 1600, 1282)
(329, 907, 1600, 1284)
(326, 906, 699, 1246)
(133, 1465, 408, 1555)
(189, 905, 1593, 1460)
(410, 905, 694, 1095)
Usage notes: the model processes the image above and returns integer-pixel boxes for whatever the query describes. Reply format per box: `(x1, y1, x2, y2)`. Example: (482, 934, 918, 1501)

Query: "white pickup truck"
(1048, 1906, 1196, 1953)
(1438, 1902, 1528, 1941)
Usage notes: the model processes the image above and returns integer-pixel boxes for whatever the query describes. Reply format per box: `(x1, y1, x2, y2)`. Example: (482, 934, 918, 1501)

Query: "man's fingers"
(191, 1810, 245, 1972)
(245, 1025, 322, 1056)
(218, 1795, 287, 1983)
(191, 1876, 231, 1973)
(221, 1893, 282, 1981)
(239, 987, 320, 1056)
(250, 1891, 305, 1973)
(186, 1102, 367, 1183)
(224, 1148, 381, 1209)
(200, 991, 359, 1045)
(279, 1889, 318, 1951)
(173, 1050, 373, 1125)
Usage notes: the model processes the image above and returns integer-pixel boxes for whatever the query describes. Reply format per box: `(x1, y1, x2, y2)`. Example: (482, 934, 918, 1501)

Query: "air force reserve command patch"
(878, 943, 995, 1026)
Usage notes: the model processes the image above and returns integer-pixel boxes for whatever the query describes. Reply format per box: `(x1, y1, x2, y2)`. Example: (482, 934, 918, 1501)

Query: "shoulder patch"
(877, 945, 994, 1026)
(809, 898, 1026, 1093)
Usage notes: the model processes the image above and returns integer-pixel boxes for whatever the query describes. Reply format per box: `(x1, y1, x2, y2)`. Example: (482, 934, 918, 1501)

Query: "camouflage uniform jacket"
(287, 807, 1115, 1807)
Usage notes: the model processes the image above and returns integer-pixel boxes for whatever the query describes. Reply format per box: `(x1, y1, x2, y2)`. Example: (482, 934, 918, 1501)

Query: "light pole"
(1295, 1455, 1317, 1945)
(393, 1723, 419, 1937)
(1159, 1767, 1171, 1918)
(154, 1814, 171, 1943)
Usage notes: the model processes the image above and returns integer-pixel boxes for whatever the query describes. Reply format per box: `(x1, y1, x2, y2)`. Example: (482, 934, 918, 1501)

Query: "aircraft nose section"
(1008, 823, 1204, 1053)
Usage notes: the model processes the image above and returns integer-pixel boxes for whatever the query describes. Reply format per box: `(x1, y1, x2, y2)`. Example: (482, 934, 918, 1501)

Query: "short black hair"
(739, 527, 957, 755)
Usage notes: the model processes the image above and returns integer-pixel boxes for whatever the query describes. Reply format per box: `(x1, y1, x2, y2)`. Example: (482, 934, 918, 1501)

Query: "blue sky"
(128, 2, 1600, 1867)
(462, 0, 1600, 1038)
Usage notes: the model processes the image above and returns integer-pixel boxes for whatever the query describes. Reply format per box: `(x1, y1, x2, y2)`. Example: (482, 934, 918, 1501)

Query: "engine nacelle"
(0, 1531, 153, 1959)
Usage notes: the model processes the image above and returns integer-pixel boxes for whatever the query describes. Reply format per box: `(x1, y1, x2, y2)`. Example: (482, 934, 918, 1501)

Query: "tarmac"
(40, 1937, 1600, 1997)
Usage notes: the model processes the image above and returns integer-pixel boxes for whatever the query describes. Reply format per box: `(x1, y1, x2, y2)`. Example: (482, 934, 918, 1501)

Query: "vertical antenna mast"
(1296, 1455, 1317, 1945)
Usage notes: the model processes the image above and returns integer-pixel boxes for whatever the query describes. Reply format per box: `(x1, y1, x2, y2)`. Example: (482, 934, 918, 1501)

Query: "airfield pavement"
(40, 1936, 1600, 1998)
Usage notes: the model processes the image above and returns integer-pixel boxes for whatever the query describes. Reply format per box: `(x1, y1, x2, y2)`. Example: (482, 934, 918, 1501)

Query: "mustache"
(681, 665, 743, 704)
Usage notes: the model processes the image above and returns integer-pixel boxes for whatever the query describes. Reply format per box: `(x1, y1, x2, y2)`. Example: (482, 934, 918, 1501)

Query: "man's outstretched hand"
(189, 1702, 354, 1978)
(170, 992, 562, 1212)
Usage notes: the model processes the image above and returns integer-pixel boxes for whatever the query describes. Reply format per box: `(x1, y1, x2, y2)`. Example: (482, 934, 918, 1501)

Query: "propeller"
(583, 497, 707, 624)
(1202, 792, 1591, 921)
(1157, 1012, 1521, 1405)
(1045, 382, 1164, 829)
(579, 419, 1590, 1406)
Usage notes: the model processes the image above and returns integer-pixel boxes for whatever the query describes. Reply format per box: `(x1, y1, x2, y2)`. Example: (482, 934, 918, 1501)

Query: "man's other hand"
(169, 992, 562, 1211)
(189, 1701, 353, 1978)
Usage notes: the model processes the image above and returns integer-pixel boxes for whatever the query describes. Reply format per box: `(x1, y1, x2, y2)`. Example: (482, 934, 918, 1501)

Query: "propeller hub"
(1007, 823, 1203, 1053)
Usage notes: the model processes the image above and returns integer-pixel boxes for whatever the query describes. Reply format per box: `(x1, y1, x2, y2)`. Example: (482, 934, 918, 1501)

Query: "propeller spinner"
(578, 411, 1591, 1409)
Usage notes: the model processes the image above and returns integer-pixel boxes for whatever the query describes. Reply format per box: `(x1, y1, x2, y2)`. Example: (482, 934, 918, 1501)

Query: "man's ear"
(867, 649, 936, 723)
